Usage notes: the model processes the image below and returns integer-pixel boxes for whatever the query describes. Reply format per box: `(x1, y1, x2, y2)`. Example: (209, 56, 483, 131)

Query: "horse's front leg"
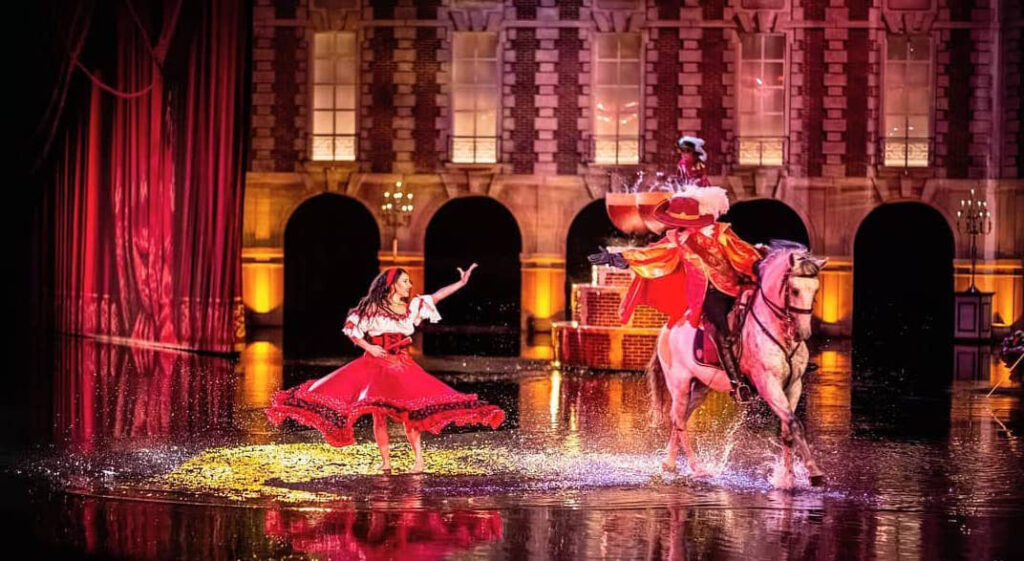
(755, 373, 825, 487)
(784, 376, 825, 485)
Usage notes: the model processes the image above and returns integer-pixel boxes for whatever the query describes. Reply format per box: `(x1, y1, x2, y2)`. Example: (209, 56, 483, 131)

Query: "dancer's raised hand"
(457, 263, 478, 287)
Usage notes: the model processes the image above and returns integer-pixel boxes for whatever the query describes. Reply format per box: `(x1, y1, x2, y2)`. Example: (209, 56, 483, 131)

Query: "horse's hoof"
(810, 474, 826, 487)
(661, 461, 677, 474)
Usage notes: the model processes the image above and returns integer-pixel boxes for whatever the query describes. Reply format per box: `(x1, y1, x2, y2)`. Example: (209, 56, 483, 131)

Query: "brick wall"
(247, 0, 1018, 182)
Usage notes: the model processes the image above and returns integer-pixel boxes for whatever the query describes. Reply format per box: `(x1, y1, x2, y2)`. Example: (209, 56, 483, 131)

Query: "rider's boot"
(711, 328, 753, 403)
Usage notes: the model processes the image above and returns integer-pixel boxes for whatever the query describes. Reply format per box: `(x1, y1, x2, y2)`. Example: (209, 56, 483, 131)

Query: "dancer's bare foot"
(661, 459, 678, 473)
(409, 458, 425, 474)
(377, 461, 392, 474)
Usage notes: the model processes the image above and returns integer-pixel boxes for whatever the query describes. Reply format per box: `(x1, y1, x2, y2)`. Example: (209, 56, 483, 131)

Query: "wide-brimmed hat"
(652, 186, 730, 228)
(676, 136, 707, 162)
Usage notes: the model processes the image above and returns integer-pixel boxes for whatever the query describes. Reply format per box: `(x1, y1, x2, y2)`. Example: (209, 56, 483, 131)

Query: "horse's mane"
(755, 239, 808, 280)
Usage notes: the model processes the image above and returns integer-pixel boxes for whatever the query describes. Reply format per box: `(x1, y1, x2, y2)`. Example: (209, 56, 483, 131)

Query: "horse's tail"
(646, 348, 670, 427)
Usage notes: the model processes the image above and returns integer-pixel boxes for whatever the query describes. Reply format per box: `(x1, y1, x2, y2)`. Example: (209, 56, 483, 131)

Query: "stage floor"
(2, 336, 1022, 559)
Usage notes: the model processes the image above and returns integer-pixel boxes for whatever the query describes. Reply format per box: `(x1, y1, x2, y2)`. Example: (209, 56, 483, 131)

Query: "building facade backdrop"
(242, 0, 1023, 344)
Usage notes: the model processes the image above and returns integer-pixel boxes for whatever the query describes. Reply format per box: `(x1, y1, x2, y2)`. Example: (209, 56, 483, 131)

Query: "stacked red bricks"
(554, 265, 667, 371)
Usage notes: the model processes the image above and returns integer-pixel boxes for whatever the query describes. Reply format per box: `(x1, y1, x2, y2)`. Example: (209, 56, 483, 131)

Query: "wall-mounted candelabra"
(381, 180, 414, 259)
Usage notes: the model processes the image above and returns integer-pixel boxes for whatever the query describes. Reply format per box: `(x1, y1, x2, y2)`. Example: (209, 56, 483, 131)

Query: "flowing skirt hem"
(265, 380, 505, 448)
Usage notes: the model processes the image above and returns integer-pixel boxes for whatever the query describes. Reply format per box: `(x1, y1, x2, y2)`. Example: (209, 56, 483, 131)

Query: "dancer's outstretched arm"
(430, 263, 477, 303)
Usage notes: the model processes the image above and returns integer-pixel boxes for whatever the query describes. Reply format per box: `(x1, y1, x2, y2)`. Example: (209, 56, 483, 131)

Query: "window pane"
(620, 34, 641, 59)
(907, 115, 929, 137)
(597, 35, 617, 58)
(738, 139, 762, 165)
(761, 139, 783, 166)
(474, 60, 497, 84)
(908, 36, 929, 61)
(314, 59, 334, 83)
(738, 91, 755, 113)
(334, 136, 355, 161)
(312, 136, 334, 160)
(453, 111, 475, 135)
(452, 137, 475, 163)
(594, 138, 618, 164)
(906, 88, 929, 112)
(742, 61, 762, 88)
(906, 140, 929, 166)
(476, 88, 497, 109)
(594, 111, 616, 135)
(313, 110, 334, 134)
(452, 90, 474, 111)
(764, 114, 785, 136)
(475, 138, 497, 163)
(741, 34, 761, 59)
(885, 90, 907, 115)
(453, 61, 473, 84)
(476, 110, 497, 135)
(618, 87, 639, 113)
(596, 62, 618, 85)
(336, 33, 356, 58)
(314, 85, 333, 109)
(335, 86, 356, 110)
(766, 89, 785, 112)
(314, 33, 333, 56)
(764, 35, 785, 60)
(766, 62, 785, 85)
(335, 111, 355, 135)
(617, 138, 640, 164)
(884, 114, 904, 137)
(887, 64, 905, 86)
(454, 35, 473, 59)
(618, 110, 640, 135)
(478, 33, 498, 59)
(887, 35, 908, 60)
(906, 63, 928, 85)
(619, 62, 640, 85)
(884, 139, 908, 166)
(336, 61, 356, 84)
(742, 114, 762, 136)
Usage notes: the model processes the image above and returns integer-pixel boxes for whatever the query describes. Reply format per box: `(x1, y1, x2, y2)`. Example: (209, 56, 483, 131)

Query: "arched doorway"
(424, 197, 522, 356)
(565, 199, 624, 320)
(719, 199, 811, 247)
(284, 194, 380, 357)
(853, 202, 954, 435)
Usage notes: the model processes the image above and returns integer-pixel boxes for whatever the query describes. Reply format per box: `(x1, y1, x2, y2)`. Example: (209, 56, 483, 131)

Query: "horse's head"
(757, 240, 828, 341)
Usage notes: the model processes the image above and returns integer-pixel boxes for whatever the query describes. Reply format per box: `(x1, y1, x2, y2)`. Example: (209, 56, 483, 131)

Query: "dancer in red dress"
(265, 264, 506, 473)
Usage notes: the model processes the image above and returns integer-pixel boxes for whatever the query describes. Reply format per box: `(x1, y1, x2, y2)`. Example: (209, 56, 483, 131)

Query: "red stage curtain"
(41, 0, 248, 354)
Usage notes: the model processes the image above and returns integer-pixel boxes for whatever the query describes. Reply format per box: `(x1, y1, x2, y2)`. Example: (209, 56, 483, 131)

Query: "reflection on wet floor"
(3, 335, 1023, 559)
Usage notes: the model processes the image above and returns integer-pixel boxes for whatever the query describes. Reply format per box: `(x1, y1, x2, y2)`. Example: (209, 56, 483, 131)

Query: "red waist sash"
(366, 333, 413, 354)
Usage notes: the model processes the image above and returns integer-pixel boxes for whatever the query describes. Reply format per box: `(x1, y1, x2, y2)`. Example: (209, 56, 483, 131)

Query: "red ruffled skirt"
(265, 353, 506, 447)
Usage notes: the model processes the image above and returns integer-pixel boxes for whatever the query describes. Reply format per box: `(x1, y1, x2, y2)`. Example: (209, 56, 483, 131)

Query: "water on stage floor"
(1, 335, 1021, 560)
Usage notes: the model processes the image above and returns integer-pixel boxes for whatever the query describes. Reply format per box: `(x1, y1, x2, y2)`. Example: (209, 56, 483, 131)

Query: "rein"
(746, 258, 821, 383)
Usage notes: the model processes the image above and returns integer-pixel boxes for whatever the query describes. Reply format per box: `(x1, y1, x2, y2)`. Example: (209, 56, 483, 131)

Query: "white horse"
(647, 240, 828, 486)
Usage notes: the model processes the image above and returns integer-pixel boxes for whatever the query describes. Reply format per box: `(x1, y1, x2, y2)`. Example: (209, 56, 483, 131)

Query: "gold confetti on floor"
(151, 442, 516, 503)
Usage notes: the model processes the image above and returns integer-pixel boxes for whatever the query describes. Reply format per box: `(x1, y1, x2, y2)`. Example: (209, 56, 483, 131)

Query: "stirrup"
(731, 382, 753, 403)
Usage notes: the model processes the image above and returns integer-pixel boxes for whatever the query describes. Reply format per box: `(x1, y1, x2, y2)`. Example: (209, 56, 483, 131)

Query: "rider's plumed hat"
(676, 136, 707, 162)
(651, 186, 730, 228)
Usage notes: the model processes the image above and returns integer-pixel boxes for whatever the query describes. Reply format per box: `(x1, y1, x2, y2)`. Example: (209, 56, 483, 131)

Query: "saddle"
(691, 286, 755, 370)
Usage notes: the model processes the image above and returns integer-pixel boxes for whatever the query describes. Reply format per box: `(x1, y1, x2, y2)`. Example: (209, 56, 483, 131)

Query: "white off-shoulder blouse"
(341, 294, 441, 339)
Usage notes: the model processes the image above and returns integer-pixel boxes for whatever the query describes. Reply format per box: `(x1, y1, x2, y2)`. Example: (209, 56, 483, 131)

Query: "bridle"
(747, 256, 821, 381)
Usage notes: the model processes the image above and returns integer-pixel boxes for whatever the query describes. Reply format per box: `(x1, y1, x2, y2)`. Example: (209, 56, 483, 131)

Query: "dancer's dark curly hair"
(348, 267, 409, 320)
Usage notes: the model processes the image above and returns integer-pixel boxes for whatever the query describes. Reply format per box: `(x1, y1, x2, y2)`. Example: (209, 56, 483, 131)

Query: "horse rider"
(589, 185, 761, 403)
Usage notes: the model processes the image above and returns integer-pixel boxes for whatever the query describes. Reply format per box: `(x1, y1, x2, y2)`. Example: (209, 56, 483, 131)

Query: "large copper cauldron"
(605, 191, 672, 235)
